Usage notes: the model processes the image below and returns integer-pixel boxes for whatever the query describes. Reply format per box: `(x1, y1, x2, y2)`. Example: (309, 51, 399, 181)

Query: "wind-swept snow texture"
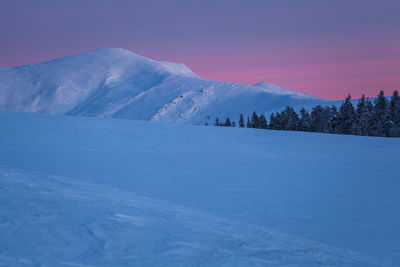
(1, 111, 399, 266)
(0, 48, 328, 124)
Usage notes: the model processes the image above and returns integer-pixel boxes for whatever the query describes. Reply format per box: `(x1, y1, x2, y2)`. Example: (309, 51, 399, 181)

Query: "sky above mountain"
(0, 0, 399, 99)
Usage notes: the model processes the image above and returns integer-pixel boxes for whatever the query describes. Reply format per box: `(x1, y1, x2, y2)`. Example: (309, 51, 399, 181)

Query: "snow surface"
(0, 48, 329, 124)
(1, 111, 399, 266)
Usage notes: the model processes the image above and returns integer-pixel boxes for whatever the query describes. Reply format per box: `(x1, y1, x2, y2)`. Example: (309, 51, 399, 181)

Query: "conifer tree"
(280, 106, 299, 130)
(365, 99, 375, 136)
(276, 112, 285, 130)
(373, 91, 390, 136)
(298, 107, 311, 131)
(337, 94, 356, 134)
(259, 114, 268, 129)
(390, 91, 400, 122)
(389, 90, 400, 137)
(239, 114, 245, 127)
(310, 105, 326, 132)
(224, 117, 232, 127)
(269, 113, 276, 129)
(355, 94, 370, 136)
(323, 106, 333, 133)
(251, 112, 260, 128)
(310, 105, 331, 133)
(329, 105, 339, 133)
(246, 116, 251, 128)
(274, 113, 283, 130)
(215, 117, 220, 126)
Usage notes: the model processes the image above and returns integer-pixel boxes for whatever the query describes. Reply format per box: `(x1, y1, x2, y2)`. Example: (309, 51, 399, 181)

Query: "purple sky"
(1, 0, 399, 99)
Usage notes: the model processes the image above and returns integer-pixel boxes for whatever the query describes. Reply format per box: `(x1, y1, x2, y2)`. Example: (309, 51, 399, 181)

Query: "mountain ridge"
(0, 48, 328, 123)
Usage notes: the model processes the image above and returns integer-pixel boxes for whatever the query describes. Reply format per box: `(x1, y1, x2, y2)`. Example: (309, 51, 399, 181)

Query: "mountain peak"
(84, 47, 149, 61)
(81, 48, 196, 76)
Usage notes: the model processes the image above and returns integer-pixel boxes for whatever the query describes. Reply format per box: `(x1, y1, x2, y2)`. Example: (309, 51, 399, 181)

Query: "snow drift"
(1, 111, 399, 266)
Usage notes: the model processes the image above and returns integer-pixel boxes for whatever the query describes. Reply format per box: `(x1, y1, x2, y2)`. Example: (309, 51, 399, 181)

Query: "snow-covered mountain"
(0, 48, 328, 123)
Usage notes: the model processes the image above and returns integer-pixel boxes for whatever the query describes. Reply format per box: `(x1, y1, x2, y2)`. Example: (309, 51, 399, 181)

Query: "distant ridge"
(0, 48, 329, 123)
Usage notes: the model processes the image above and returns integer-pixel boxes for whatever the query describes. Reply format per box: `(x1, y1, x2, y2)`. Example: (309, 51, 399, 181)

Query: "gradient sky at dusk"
(1, 0, 399, 99)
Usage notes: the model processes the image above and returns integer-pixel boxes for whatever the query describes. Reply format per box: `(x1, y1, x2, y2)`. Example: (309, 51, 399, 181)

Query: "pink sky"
(183, 44, 400, 99)
(0, 0, 399, 100)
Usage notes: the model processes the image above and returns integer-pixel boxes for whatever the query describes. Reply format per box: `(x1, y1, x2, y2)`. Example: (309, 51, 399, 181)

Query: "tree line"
(213, 90, 400, 137)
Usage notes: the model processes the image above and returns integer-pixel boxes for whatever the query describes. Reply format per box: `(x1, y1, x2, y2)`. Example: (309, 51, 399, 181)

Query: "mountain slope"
(0, 48, 328, 123)
(1, 111, 399, 266)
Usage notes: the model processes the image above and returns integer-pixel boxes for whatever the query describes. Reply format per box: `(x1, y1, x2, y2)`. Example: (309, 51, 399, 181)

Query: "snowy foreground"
(0, 111, 399, 266)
